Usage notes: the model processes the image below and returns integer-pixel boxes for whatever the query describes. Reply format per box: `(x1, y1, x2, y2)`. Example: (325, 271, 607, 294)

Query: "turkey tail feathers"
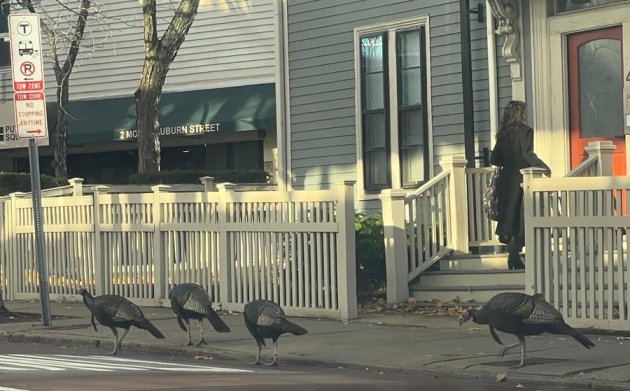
(284, 320, 307, 336)
(206, 307, 231, 332)
(560, 323, 595, 349)
(569, 328, 595, 349)
(137, 319, 166, 339)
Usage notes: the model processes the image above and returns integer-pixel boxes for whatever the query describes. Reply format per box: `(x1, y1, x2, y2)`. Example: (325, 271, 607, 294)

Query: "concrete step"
(411, 283, 525, 303)
(437, 252, 510, 271)
(413, 269, 525, 288)
(408, 251, 525, 303)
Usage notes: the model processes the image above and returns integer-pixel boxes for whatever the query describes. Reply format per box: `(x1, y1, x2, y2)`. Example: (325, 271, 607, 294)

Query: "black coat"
(490, 124, 550, 246)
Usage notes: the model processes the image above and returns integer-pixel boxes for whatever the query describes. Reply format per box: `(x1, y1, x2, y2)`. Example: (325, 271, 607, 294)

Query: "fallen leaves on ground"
(358, 296, 481, 316)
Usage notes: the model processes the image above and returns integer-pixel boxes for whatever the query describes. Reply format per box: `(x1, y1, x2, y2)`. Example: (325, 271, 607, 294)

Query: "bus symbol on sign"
(9, 14, 44, 92)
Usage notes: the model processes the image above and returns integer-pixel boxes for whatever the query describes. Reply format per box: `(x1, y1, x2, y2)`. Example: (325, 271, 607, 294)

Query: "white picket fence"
(0, 179, 357, 320)
(523, 169, 630, 331)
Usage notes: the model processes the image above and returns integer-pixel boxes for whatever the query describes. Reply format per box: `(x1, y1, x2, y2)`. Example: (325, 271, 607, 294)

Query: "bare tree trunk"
(135, 60, 164, 173)
(135, 0, 200, 174)
(21, 0, 91, 180)
(53, 82, 70, 179)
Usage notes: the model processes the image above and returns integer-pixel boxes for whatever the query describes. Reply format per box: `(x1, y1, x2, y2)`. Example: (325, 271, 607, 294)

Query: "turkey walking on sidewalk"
(458, 292, 594, 368)
(79, 288, 165, 355)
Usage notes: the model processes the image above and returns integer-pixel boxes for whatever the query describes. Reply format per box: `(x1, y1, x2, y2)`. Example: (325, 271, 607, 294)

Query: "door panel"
(568, 26, 625, 175)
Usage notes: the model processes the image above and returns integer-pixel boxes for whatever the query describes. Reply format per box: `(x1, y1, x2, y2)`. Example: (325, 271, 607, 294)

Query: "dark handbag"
(483, 168, 500, 221)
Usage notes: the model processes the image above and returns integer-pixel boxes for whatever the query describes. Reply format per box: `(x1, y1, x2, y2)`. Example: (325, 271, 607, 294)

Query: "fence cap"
(520, 167, 547, 176)
(378, 188, 408, 200)
(216, 182, 237, 190)
(585, 140, 616, 151)
(439, 155, 467, 166)
(68, 178, 84, 184)
(151, 184, 171, 192)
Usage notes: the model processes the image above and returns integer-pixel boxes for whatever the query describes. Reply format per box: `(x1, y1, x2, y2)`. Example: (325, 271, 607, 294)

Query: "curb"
(1, 330, 629, 391)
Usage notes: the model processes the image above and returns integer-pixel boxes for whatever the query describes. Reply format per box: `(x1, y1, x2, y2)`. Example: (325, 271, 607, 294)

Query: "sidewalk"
(1, 300, 630, 390)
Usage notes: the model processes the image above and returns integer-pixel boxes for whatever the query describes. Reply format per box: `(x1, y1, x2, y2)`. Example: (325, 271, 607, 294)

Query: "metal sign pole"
(28, 138, 51, 326)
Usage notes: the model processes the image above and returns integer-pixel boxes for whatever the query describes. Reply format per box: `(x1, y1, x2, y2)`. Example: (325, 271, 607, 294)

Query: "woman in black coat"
(490, 101, 550, 269)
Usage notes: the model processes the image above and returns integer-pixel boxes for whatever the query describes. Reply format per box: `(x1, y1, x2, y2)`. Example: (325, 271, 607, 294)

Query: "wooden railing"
(380, 140, 617, 304)
(0, 179, 358, 320)
(466, 167, 502, 248)
(380, 156, 468, 302)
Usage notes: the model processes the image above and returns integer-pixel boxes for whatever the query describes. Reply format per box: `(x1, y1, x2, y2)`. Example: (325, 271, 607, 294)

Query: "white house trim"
(530, 1, 630, 176)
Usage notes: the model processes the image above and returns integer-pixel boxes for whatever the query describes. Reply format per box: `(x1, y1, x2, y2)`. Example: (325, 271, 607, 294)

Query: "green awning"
(47, 83, 276, 145)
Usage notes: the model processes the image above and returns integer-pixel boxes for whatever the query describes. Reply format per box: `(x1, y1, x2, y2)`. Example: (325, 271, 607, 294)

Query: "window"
(357, 19, 430, 193)
(551, 0, 629, 14)
(0, 3, 9, 69)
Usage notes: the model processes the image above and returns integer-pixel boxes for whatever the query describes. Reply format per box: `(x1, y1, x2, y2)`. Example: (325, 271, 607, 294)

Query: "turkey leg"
(251, 340, 263, 365)
(498, 336, 526, 368)
(266, 339, 279, 366)
(196, 319, 207, 346)
(108, 327, 119, 355)
(115, 328, 130, 355)
(185, 319, 192, 346)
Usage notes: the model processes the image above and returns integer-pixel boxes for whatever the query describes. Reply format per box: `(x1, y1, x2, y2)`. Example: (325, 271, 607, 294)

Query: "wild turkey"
(458, 292, 595, 368)
(169, 283, 230, 346)
(79, 289, 165, 355)
(243, 299, 307, 366)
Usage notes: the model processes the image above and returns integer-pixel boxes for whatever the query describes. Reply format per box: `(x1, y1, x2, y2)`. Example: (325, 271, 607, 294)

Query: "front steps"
(409, 253, 525, 303)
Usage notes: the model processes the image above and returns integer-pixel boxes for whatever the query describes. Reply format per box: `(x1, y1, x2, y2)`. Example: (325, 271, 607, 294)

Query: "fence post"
(336, 180, 357, 320)
(199, 176, 216, 192)
(217, 183, 236, 309)
(440, 156, 469, 254)
(379, 189, 409, 304)
(522, 167, 547, 295)
(92, 186, 109, 295)
(585, 141, 616, 176)
(7, 193, 27, 300)
(68, 178, 84, 196)
(151, 185, 170, 305)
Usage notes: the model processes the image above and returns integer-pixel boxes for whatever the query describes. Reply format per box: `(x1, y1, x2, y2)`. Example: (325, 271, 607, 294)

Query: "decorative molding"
(487, 0, 522, 81)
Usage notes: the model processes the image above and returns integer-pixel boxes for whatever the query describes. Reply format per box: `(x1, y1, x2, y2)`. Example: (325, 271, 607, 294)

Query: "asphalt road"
(0, 341, 597, 391)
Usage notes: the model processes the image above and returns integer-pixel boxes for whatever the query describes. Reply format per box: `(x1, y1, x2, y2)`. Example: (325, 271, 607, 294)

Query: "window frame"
(354, 15, 433, 199)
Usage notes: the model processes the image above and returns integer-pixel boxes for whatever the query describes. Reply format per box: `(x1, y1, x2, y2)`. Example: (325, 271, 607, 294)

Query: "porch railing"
(380, 140, 617, 304)
(380, 156, 469, 302)
(0, 178, 358, 320)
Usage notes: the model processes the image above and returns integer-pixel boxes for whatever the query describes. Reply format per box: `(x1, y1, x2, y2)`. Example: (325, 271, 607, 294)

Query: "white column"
(336, 180, 357, 320)
(379, 188, 409, 304)
(440, 156, 469, 254)
(217, 182, 237, 310)
(151, 184, 170, 305)
(92, 185, 110, 296)
(585, 141, 616, 176)
(68, 178, 84, 196)
(522, 167, 547, 295)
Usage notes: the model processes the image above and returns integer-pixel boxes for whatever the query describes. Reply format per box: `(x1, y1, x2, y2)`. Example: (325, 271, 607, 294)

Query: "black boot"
(507, 253, 525, 270)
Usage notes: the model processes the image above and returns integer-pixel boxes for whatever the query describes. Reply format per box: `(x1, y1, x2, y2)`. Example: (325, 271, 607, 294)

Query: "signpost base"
(28, 138, 51, 326)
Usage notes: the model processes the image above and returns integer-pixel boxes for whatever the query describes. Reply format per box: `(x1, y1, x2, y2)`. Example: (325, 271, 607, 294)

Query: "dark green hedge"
(355, 212, 386, 296)
(128, 169, 269, 185)
(0, 172, 67, 197)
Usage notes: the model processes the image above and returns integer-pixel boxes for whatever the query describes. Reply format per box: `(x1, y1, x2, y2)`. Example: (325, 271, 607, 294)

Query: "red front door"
(568, 26, 626, 175)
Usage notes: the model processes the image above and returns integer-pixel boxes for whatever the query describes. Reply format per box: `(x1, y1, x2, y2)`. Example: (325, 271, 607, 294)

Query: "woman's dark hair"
(496, 100, 527, 141)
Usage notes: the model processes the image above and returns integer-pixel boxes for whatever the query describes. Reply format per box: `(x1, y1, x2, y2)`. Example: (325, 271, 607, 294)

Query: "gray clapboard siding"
(0, 0, 276, 102)
(286, 0, 511, 203)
